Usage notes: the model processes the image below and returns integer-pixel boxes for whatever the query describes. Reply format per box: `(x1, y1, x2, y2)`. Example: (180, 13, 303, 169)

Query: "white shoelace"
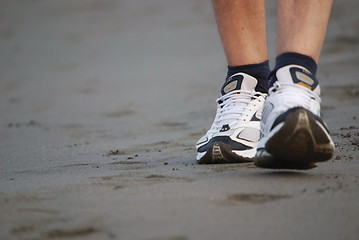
(270, 82, 321, 112)
(211, 90, 261, 130)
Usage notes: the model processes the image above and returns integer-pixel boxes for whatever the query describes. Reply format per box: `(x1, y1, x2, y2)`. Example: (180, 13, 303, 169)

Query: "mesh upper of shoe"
(197, 73, 267, 147)
(261, 64, 322, 136)
(209, 90, 264, 133)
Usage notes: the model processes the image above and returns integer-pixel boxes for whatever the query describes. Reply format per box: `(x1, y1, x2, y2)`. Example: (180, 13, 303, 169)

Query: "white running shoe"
(196, 73, 267, 164)
(254, 65, 335, 169)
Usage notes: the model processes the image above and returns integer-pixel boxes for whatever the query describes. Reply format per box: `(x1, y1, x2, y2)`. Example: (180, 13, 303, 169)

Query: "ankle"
(226, 60, 270, 93)
(269, 52, 317, 87)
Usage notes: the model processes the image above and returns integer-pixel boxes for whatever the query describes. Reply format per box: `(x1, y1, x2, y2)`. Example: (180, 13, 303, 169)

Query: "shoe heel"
(265, 108, 334, 169)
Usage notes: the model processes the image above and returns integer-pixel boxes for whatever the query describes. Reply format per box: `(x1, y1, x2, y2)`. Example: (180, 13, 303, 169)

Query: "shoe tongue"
(221, 73, 258, 96)
(276, 65, 320, 95)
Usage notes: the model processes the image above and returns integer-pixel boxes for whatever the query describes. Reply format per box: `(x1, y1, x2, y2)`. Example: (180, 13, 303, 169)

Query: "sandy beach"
(1, 0, 358, 239)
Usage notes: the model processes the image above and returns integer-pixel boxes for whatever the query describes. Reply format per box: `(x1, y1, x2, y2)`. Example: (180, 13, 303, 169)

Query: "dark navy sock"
(269, 52, 317, 87)
(226, 60, 270, 93)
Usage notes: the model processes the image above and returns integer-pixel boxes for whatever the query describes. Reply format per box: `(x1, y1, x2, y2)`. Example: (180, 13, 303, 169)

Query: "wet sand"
(0, 0, 358, 239)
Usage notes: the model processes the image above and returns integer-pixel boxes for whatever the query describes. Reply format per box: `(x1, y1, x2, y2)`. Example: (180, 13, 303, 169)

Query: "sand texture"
(0, 0, 358, 240)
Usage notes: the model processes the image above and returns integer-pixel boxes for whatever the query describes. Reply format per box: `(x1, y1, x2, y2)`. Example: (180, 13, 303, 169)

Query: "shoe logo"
(290, 67, 318, 90)
(223, 80, 238, 94)
(219, 124, 230, 132)
(251, 111, 261, 121)
(296, 71, 314, 85)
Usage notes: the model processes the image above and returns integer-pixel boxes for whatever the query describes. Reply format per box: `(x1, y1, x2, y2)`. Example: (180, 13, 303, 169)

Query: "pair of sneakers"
(196, 64, 335, 169)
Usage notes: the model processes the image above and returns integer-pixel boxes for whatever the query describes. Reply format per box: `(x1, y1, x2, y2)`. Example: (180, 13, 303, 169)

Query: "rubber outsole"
(197, 141, 252, 164)
(254, 108, 335, 170)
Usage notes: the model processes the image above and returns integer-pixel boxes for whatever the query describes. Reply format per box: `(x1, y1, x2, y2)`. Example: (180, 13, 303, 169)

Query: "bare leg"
(196, 1, 270, 164)
(254, 0, 335, 170)
(212, 0, 268, 66)
(277, 0, 333, 63)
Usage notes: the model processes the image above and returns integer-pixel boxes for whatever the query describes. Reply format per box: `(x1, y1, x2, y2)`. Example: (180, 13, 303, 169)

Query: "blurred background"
(1, 1, 358, 239)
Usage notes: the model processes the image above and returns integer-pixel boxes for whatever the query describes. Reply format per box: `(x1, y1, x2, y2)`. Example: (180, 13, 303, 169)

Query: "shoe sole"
(197, 141, 252, 164)
(254, 108, 334, 170)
